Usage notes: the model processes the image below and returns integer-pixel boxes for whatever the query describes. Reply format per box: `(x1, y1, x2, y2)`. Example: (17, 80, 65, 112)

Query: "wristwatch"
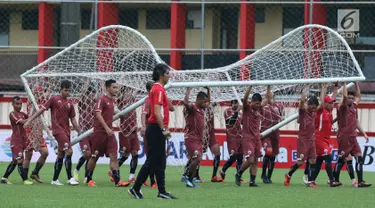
(161, 128, 166, 132)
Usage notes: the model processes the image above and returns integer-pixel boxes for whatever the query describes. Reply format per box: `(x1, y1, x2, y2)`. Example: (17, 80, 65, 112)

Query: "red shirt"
(142, 97, 151, 125)
(298, 108, 316, 141)
(42, 95, 76, 136)
(9, 111, 28, 140)
(93, 95, 116, 132)
(337, 103, 358, 138)
(184, 103, 205, 141)
(148, 83, 170, 127)
(315, 108, 333, 139)
(261, 103, 283, 132)
(242, 104, 262, 140)
(78, 98, 96, 131)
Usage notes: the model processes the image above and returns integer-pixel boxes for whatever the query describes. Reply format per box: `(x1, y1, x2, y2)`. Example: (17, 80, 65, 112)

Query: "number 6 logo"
(341, 11, 356, 30)
(337, 9, 359, 32)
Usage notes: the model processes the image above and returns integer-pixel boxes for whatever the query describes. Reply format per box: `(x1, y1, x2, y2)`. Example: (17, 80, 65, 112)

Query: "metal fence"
(1, 0, 375, 95)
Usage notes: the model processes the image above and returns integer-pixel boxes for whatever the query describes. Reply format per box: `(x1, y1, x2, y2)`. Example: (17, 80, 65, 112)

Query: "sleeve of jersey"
(298, 108, 306, 117)
(9, 112, 20, 124)
(69, 102, 76, 118)
(95, 98, 104, 112)
(152, 88, 164, 106)
(142, 100, 150, 114)
(42, 96, 54, 110)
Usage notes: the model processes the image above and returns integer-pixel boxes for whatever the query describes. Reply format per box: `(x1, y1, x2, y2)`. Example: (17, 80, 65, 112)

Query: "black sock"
(112, 170, 120, 184)
(222, 156, 236, 172)
(333, 157, 345, 182)
(32, 162, 44, 175)
(324, 155, 334, 182)
(355, 157, 364, 183)
(212, 155, 220, 177)
(183, 159, 192, 177)
(314, 156, 324, 181)
(238, 168, 244, 176)
(262, 155, 270, 177)
(188, 166, 195, 182)
(86, 170, 93, 182)
(267, 156, 276, 179)
(76, 156, 86, 171)
(130, 155, 138, 174)
(196, 165, 200, 179)
(304, 160, 310, 175)
(150, 171, 156, 184)
(250, 174, 256, 183)
(346, 160, 355, 180)
(3, 161, 16, 178)
(84, 160, 88, 177)
(117, 155, 128, 168)
(236, 155, 243, 173)
(288, 163, 301, 177)
(65, 155, 72, 180)
(17, 163, 26, 181)
(23, 168, 29, 181)
(308, 163, 316, 182)
(53, 157, 64, 181)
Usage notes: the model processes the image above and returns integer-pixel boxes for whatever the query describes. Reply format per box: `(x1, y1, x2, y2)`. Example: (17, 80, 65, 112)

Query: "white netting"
(21, 24, 364, 156)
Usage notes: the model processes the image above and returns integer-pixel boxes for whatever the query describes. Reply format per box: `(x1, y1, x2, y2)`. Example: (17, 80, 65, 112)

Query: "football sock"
(65, 155, 73, 180)
(112, 170, 120, 184)
(250, 174, 256, 183)
(324, 155, 334, 182)
(346, 160, 355, 180)
(236, 155, 243, 173)
(212, 155, 220, 177)
(262, 155, 270, 177)
(183, 159, 192, 177)
(288, 163, 301, 177)
(355, 156, 364, 183)
(314, 156, 323, 181)
(53, 157, 64, 181)
(304, 160, 310, 175)
(333, 158, 345, 182)
(130, 155, 138, 174)
(32, 162, 44, 175)
(308, 163, 316, 182)
(118, 155, 128, 168)
(76, 156, 86, 171)
(222, 155, 236, 172)
(3, 161, 16, 178)
(267, 156, 276, 179)
(17, 163, 26, 181)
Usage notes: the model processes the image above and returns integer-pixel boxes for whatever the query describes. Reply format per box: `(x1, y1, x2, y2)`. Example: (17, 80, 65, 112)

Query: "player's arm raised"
(331, 81, 339, 101)
(354, 81, 361, 104)
(318, 83, 327, 109)
(262, 85, 272, 106)
(243, 86, 252, 110)
(299, 86, 308, 110)
(183, 87, 194, 112)
(340, 82, 348, 107)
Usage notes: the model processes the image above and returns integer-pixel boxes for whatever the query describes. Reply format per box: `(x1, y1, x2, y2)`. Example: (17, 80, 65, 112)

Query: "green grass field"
(0, 162, 373, 208)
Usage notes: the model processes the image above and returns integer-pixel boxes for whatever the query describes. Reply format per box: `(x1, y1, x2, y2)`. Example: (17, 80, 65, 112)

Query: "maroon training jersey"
(78, 98, 96, 131)
(9, 111, 28, 139)
(148, 83, 170, 127)
(93, 95, 116, 132)
(224, 108, 242, 138)
(118, 97, 137, 132)
(337, 103, 358, 138)
(184, 103, 205, 141)
(142, 97, 151, 124)
(261, 103, 283, 132)
(42, 95, 76, 136)
(298, 108, 316, 141)
(242, 104, 262, 140)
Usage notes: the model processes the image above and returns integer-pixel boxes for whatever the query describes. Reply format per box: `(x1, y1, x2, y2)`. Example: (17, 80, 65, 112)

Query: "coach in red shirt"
(129, 63, 177, 200)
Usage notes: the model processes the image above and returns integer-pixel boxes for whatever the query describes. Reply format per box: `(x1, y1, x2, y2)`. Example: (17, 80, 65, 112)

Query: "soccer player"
(235, 86, 269, 187)
(284, 86, 319, 188)
(260, 86, 284, 184)
(180, 87, 209, 188)
(74, 83, 96, 183)
(25, 80, 79, 186)
(1, 96, 33, 185)
(129, 63, 177, 199)
(332, 82, 371, 187)
(219, 99, 243, 182)
(86, 79, 129, 187)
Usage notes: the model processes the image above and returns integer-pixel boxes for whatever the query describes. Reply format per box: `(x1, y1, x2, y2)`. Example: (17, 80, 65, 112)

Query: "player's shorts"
(242, 138, 262, 158)
(297, 139, 316, 161)
(91, 131, 118, 158)
(79, 134, 93, 153)
(119, 131, 140, 154)
(54, 133, 71, 152)
(10, 137, 26, 160)
(185, 138, 203, 161)
(226, 133, 242, 155)
(208, 130, 218, 149)
(25, 138, 47, 152)
(337, 135, 362, 158)
(315, 137, 332, 157)
(261, 131, 280, 156)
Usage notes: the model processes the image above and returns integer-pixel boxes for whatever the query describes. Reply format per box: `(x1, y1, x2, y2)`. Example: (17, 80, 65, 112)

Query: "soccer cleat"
(51, 180, 64, 186)
(30, 174, 43, 183)
(73, 169, 79, 182)
(157, 192, 177, 199)
(262, 175, 271, 184)
(180, 176, 188, 183)
(193, 177, 204, 183)
(186, 180, 199, 188)
(358, 181, 372, 188)
(1, 177, 12, 184)
(116, 180, 130, 187)
(352, 180, 358, 188)
(308, 182, 318, 188)
(329, 181, 342, 187)
(303, 174, 309, 185)
(129, 178, 136, 183)
(240, 178, 246, 184)
(219, 170, 226, 181)
(235, 173, 241, 186)
(83, 177, 87, 184)
(151, 183, 158, 189)
(249, 182, 259, 187)
(68, 178, 79, 186)
(108, 170, 114, 182)
(211, 176, 223, 182)
(143, 181, 149, 186)
(23, 180, 34, 185)
(87, 180, 96, 187)
(267, 178, 273, 184)
(284, 174, 291, 186)
(128, 188, 144, 199)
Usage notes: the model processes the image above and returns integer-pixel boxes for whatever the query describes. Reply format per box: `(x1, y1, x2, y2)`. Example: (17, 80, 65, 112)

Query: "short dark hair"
(60, 80, 71, 89)
(197, 91, 208, 100)
(152, 63, 169, 82)
(105, 79, 116, 88)
(251, 93, 262, 102)
(87, 86, 96, 94)
(348, 91, 356, 97)
(12, 96, 21, 103)
(146, 80, 154, 91)
(307, 95, 319, 106)
(231, 99, 238, 105)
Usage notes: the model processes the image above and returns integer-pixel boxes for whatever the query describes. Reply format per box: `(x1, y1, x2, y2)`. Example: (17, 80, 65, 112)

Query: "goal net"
(21, 24, 364, 170)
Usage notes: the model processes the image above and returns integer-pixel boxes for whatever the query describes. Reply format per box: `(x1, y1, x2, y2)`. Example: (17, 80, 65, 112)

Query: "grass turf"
(0, 162, 373, 208)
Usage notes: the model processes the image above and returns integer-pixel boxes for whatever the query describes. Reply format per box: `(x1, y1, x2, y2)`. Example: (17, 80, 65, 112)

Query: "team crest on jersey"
(58, 100, 62, 103)
(67, 103, 71, 108)
(107, 102, 110, 105)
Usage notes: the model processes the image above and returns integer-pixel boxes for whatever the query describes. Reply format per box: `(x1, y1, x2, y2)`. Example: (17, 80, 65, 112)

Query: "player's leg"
(22, 150, 33, 183)
(118, 132, 130, 167)
(129, 132, 140, 182)
(303, 160, 309, 184)
(75, 140, 90, 182)
(210, 143, 222, 182)
(345, 155, 357, 187)
(10, 142, 31, 184)
(185, 143, 202, 188)
(313, 156, 323, 182)
(267, 136, 279, 183)
(1, 160, 16, 184)
(31, 143, 48, 183)
(249, 140, 262, 187)
(107, 135, 129, 187)
(261, 137, 272, 183)
(284, 139, 305, 186)
(181, 158, 192, 182)
(323, 154, 341, 187)
(352, 141, 372, 187)
(220, 144, 237, 181)
(64, 147, 77, 185)
(51, 150, 65, 185)
(235, 140, 253, 186)
(333, 140, 347, 183)
(306, 143, 318, 188)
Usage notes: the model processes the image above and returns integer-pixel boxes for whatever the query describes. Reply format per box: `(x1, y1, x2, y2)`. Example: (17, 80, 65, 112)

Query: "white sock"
(129, 174, 134, 180)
